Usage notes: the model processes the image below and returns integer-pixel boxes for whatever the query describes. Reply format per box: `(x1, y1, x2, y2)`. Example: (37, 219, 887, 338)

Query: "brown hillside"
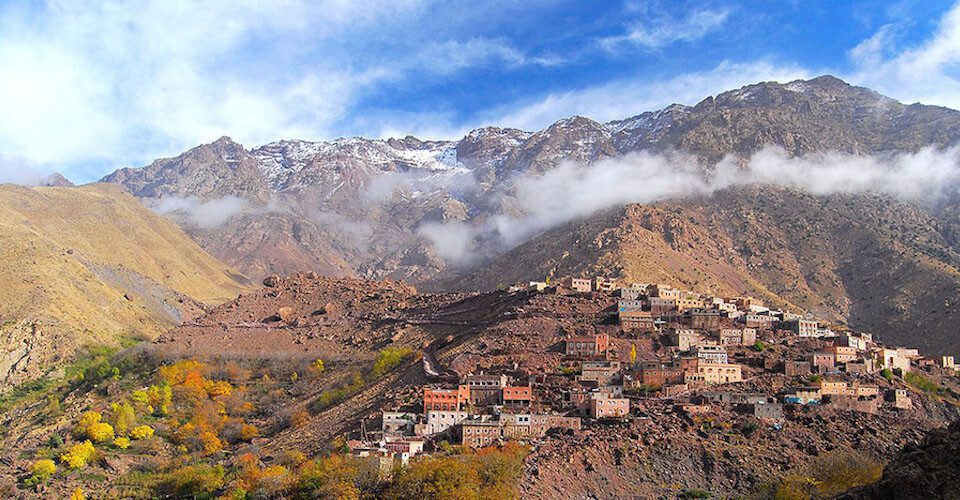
(0, 184, 250, 387)
(456, 187, 960, 357)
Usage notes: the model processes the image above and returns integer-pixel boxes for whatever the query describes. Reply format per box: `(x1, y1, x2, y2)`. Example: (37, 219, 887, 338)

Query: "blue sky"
(1, 0, 959, 183)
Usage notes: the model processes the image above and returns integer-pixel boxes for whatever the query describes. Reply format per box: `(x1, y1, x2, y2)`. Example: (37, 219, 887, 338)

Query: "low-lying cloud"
(417, 145, 960, 265)
(151, 196, 249, 228)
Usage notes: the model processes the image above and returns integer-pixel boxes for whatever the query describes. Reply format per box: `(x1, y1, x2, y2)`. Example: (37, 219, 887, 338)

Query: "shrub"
(113, 437, 131, 449)
(130, 425, 155, 440)
(87, 422, 116, 443)
(239, 424, 260, 442)
(678, 489, 711, 499)
(109, 401, 137, 437)
(61, 441, 97, 469)
(71, 487, 86, 500)
(741, 421, 760, 437)
(311, 359, 326, 374)
(371, 347, 413, 378)
(74, 411, 103, 438)
(24, 459, 57, 486)
(154, 464, 226, 498)
(775, 450, 882, 499)
(751, 340, 767, 352)
(880, 368, 894, 381)
(289, 409, 310, 429)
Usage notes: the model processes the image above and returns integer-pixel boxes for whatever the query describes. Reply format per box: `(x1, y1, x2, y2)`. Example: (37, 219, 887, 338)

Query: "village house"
(783, 319, 819, 337)
(694, 363, 743, 385)
(748, 401, 784, 421)
(558, 277, 592, 293)
(579, 360, 622, 386)
(565, 333, 610, 357)
(620, 288, 645, 300)
(838, 332, 873, 351)
(719, 328, 758, 347)
(818, 380, 879, 398)
(419, 410, 469, 436)
(589, 393, 630, 418)
(503, 386, 533, 408)
(423, 386, 471, 413)
(650, 284, 681, 300)
(692, 343, 728, 364)
(784, 360, 812, 377)
(677, 292, 705, 310)
(670, 329, 701, 351)
(382, 412, 418, 436)
(464, 374, 510, 406)
(619, 310, 656, 332)
(618, 299, 646, 313)
(700, 391, 768, 405)
(828, 345, 858, 364)
(686, 308, 724, 329)
(887, 389, 913, 410)
(460, 417, 502, 448)
(592, 276, 618, 292)
(676, 403, 712, 415)
(649, 297, 677, 315)
(941, 356, 956, 371)
(638, 361, 686, 387)
(528, 281, 548, 292)
(810, 351, 836, 373)
(878, 347, 914, 373)
(781, 387, 822, 405)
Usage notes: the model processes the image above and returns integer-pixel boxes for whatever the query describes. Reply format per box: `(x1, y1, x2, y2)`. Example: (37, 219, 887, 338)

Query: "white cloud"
(848, 2, 960, 109)
(151, 196, 249, 228)
(601, 7, 730, 50)
(485, 60, 813, 131)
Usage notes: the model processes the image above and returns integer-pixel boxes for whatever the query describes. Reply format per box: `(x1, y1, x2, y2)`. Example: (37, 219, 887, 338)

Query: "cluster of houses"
(350, 277, 959, 467)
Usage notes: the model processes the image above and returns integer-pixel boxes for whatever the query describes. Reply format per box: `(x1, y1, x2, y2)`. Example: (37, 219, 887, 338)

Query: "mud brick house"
(423, 386, 470, 412)
(748, 402, 784, 420)
(733, 296, 762, 310)
(649, 297, 677, 315)
(677, 293, 705, 310)
(661, 383, 689, 397)
(818, 380, 879, 398)
(828, 345, 858, 363)
(677, 403, 711, 415)
(694, 363, 743, 385)
(824, 395, 880, 414)
(838, 332, 873, 351)
(692, 343, 728, 364)
(784, 360, 812, 377)
(650, 284, 681, 300)
(579, 361, 621, 386)
(700, 391, 767, 405)
(941, 356, 956, 371)
(878, 347, 914, 373)
(464, 374, 509, 406)
(384, 440, 425, 456)
(503, 386, 533, 408)
(528, 281, 548, 292)
(887, 389, 913, 410)
(670, 329, 701, 351)
(558, 277, 592, 293)
(420, 410, 469, 435)
(589, 394, 630, 418)
(461, 418, 502, 448)
(618, 299, 645, 313)
(638, 362, 685, 387)
(565, 333, 610, 357)
(620, 288, 645, 300)
(686, 308, 723, 329)
(382, 412, 418, 436)
(530, 415, 581, 435)
(783, 319, 819, 337)
(719, 328, 757, 347)
(810, 351, 836, 373)
(782, 387, 822, 405)
(592, 276, 618, 292)
(741, 313, 776, 329)
(619, 311, 656, 332)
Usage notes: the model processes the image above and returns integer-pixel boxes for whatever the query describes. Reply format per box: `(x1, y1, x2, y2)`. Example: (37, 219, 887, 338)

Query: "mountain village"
(349, 276, 960, 473)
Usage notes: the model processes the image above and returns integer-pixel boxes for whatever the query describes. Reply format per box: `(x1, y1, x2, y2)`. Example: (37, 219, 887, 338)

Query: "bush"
(880, 369, 894, 381)
(678, 489, 711, 499)
(24, 459, 56, 486)
(774, 450, 882, 499)
(741, 421, 760, 437)
(311, 359, 326, 374)
(751, 340, 767, 352)
(109, 401, 136, 436)
(155, 464, 226, 498)
(239, 424, 260, 442)
(130, 425, 155, 440)
(289, 409, 310, 429)
(113, 437, 131, 449)
(87, 422, 116, 443)
(371, 348, 413, 378)
(61, 441, 97, 469)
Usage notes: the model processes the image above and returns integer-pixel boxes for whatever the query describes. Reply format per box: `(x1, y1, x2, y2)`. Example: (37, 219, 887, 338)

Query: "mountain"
(100, 75, 960, 355)
(0, 183, 249, 387)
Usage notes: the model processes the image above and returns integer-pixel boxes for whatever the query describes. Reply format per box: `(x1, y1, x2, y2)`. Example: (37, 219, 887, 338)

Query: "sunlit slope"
(0, 183, 249, 386)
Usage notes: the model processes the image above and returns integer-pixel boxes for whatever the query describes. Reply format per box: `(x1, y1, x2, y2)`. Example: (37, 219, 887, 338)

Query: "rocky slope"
(0, 184, 249, 387)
